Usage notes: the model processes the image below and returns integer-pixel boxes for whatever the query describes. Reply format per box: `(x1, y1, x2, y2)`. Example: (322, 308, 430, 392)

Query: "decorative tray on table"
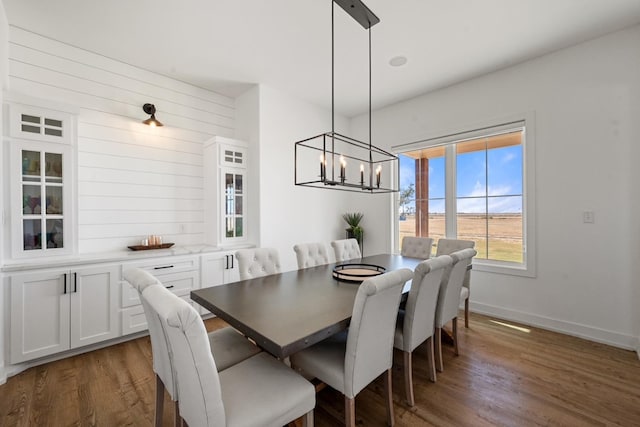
(332, 263, 386, 284)
(127, 243, 175, 251)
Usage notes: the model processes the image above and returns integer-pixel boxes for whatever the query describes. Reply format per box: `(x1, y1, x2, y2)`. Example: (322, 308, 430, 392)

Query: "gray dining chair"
(434, 248, 477, 372)
(400, 236, 434, 259)
(235, 247, 281, 280)
(291, 268, 414, 427)
(293, 242, 330, 269)
(394, 255, 451, 406)
(124, 268, 261, 427)
(331, 238, 362, 262)
(143, 283, 315, 427)
(436, 238, 476, 327)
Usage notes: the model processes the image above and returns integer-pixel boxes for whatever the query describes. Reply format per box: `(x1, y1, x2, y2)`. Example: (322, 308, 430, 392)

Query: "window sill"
(472, 260, 535, 278)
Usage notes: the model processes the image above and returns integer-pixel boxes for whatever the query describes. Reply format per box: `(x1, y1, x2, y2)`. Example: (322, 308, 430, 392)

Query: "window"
(394, 118, 535, 276)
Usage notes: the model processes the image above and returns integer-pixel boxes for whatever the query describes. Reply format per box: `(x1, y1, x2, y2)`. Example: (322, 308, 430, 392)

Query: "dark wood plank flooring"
(1, 313, 639, 426)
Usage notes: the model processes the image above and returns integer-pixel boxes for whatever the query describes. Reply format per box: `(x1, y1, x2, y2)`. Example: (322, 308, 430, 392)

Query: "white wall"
(235, 85, 261, 247)
(351, 25, 640, 350)
(0, 0, 8, 384)
(4, 27, 235, 254)
(254, 85, 351, 272)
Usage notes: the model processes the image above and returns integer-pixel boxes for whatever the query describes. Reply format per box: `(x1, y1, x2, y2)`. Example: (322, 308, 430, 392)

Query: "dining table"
(190, 253, 424, 359)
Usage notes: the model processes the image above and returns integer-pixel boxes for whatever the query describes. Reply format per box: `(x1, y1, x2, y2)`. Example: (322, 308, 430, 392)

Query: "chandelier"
(294, 0, 399, 194)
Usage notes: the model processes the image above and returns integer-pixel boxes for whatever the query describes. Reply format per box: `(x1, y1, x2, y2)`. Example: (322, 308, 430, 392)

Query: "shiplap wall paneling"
(7, 26, 235, 253)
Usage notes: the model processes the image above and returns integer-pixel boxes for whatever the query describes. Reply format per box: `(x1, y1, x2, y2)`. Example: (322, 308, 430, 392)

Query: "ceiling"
(4, 0, 640, 117)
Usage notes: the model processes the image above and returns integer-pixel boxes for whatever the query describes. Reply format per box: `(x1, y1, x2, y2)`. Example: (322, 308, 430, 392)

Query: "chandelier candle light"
(294, 0, 399, 194)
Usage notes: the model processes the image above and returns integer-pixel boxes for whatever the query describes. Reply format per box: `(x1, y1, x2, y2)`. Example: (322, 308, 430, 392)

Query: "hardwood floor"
(1, 313, 639, 426)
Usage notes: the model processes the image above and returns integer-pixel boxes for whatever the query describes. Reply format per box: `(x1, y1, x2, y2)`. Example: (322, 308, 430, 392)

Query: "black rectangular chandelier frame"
(294, 0, 399, 194)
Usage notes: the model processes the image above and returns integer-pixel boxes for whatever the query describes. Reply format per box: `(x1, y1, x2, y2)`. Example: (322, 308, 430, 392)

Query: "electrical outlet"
(179, 224, 186, 234)
(583, 211, 595, 224)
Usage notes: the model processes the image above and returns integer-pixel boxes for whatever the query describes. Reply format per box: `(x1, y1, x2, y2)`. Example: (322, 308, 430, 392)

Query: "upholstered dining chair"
(235, 247, 281, 280)
(434, 248, 477, 372)
(144, 283, 315, 427)
(291, 268, 414, 427)
(400, 236, 434, 259)
(393, 255, 451, 406)
(293, 242, 330, 269)
(330, 238, 362, 262)
(124, 268, 260, 427)
(436, 238, 476, 327)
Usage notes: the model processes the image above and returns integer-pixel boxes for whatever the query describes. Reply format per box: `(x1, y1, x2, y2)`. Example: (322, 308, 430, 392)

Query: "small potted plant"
(342, 212, 364, 248)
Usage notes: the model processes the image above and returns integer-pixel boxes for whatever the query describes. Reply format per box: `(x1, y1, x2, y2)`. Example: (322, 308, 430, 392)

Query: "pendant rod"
(331, 0, 335, 135)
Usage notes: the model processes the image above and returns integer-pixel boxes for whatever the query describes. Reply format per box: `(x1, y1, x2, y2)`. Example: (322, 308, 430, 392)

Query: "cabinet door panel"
(70, 265, 119, 348)
(11, 140, 73, 258)
(10, 271, 70, 363)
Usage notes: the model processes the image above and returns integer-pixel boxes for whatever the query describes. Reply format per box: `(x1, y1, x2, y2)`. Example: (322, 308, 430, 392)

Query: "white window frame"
(392, 113, 536, 277)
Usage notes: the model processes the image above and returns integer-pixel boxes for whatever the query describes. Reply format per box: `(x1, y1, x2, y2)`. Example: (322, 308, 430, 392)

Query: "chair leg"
(426, 336, 437, 383)
(465, 298, 470, 328)
(435, 327, 444, 372)
(173, 400, 182, 427)
(154, 374, 164, 427)
(302, 409, 314, 427)
(345, 396, 356, 427)
(384, 368, 395, 426)
(403, 351, 415, 406)
(452, 317, 459, 356)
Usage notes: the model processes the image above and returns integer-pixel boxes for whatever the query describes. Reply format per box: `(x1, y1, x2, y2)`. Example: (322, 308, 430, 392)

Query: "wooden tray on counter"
(127, 243, 175, 251)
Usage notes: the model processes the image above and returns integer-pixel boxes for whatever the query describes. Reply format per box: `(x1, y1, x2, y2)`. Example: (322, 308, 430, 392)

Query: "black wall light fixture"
(142, 103, 163, 127)
(294, 0, 399, 194)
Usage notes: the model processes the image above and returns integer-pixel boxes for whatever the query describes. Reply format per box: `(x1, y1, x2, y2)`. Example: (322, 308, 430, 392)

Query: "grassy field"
(399, 214, 523, 263)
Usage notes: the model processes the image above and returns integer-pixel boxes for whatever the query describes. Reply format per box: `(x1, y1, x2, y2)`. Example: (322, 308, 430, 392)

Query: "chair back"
(331, 238, 362, 262)
(123, 268, 176, 398)
(143, 284, 226, 427)
(235, 248, 281, 280)
(293, 242, 329, 269)
(401, 236, 434, 259)
(345, 268, 413, 397)
(435, 248, 477, 327)
(436, 238, 475, 290)
(401, 255, 452, 352)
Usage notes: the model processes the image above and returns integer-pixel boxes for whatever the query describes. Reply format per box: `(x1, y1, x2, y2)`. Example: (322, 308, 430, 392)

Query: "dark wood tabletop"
(191, 253, 423, 359)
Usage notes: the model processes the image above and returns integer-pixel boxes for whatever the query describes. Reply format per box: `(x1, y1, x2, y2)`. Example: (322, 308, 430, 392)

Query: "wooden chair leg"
(384, 368, 395, 426)
(302, 409, 314, 427)
(403, 351, 415, 406)
(173, 400, 182, 427)
(452, 318, 459, 356)
(154, 374, 164, 427)
(435, 327, 444, 372)
(465, 298, 470, 328)
(426, 336, 437, 383)
(345, 396, 356, 427)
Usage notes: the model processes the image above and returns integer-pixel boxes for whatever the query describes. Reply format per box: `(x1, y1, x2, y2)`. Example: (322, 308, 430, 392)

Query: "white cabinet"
(121, 255, 200, 334)
(9, 264, 119, 363)
(199, 251, 239, 315)
(204, 137, 248, 246)
(5, 100, 77, 259)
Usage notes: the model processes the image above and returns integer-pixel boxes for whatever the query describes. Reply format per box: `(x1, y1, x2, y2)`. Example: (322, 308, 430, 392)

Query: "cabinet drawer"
(121, 294, 193, 335)
(121, 270, 199, 308)
(124, 256, 200, 277)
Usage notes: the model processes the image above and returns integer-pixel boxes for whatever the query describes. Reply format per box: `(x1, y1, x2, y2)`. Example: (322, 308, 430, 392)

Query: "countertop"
(1, 243, 254, 272)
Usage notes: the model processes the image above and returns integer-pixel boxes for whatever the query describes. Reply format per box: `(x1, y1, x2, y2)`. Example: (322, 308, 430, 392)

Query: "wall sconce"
(142, 103, 163, 127)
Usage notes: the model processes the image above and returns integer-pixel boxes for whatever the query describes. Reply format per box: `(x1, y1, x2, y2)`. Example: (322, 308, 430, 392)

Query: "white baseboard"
(0, 364, 6, 385)
(471, 301, 637, 351)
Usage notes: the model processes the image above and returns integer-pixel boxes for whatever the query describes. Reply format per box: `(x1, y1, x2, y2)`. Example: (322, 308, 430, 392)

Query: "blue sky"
(399, 145, 523, 214)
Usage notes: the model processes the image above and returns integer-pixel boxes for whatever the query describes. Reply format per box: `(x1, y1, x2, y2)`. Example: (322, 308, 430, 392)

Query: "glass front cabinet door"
(223, 169, 245, 240)
(11, 140, 73, 257)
